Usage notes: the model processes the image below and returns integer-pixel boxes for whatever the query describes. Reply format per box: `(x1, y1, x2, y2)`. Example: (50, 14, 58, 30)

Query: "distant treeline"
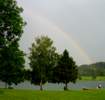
(78, 62, 105, 79)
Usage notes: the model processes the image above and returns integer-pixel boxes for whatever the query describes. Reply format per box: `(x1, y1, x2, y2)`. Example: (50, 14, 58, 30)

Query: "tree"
(0, 0, 25, 46)
(24, 69, 32, 81)
(0, 0, 25, 88)
(29, 36, 58, 90)
(0, 42, 25, 88)
(53, 49, 78, 90)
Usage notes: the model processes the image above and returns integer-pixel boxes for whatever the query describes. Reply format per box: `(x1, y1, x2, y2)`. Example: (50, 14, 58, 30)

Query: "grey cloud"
(17, 0, 105, 64)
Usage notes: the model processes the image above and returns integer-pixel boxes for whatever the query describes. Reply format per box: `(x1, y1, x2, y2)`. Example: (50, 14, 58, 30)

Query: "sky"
(17, 0, 105, 65)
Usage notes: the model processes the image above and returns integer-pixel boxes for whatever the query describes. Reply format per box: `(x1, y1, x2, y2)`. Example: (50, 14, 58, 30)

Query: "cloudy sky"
(17, 0, 105, 65)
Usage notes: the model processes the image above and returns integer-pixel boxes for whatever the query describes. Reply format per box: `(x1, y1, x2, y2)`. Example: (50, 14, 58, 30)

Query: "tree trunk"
(65, 82, 68, 90)
(40, 80, 43, 91)
(64, 82, 68, 90)
(5, 82, 8, 89)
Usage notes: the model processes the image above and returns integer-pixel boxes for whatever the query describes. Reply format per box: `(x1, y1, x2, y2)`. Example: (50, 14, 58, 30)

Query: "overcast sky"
(17, 0, 105, 65)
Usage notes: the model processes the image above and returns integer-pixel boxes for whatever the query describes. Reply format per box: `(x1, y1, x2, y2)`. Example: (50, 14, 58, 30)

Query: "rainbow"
(24, 9, 92, 65)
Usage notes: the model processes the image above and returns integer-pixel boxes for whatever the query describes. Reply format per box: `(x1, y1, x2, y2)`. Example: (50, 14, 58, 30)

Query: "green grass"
(0, 89, 105, 100)
(96, 76, 105, 80)
(81, 76, 92, 80)
(79, 76, 105, 81)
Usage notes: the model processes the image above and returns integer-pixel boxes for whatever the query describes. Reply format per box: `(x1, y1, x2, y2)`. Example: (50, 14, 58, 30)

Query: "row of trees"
(29, 36, 78, 90)
(0, 0, 78, 90)
(78, 62, 105, 80)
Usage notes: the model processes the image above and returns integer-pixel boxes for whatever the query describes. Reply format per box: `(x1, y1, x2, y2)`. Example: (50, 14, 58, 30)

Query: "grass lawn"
(0, 89, 105, 100)
(79, 76, 105, 81)
(96, 76, 105, 80)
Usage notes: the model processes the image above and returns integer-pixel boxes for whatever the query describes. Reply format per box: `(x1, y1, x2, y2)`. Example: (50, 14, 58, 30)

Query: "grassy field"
(79, 76, 105, 81)
(0, 89, 105, 100)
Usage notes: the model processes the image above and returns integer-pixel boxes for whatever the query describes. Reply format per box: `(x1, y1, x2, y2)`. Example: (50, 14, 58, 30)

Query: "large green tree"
(0, 0, 25, 46)
(0, 42, 25, 88)
(0, 0, 25, 88)
(29, 36, 58, 90)
(53, 49, 78, 90)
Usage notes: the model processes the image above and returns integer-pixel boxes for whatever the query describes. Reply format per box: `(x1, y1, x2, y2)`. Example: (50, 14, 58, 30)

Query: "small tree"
(53, 49, 78, 90)
(29, 36, 58, 90)
(0, 42, 25, 88)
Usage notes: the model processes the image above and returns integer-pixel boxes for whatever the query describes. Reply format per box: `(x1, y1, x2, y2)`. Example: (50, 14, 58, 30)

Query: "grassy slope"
(79, 76, 105, 81)
(0, 89, 105, 100)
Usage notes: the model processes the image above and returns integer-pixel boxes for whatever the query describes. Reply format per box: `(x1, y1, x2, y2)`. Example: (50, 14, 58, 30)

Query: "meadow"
(79, 76, 105, 81)
(0, 89, 105, 100)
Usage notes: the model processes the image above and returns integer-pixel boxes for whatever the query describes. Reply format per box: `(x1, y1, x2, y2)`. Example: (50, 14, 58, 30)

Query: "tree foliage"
(0, 0, 25, 88)
(78, 62, 105, 79)
(0, 0, 25, 46)
(53, 49, 78, 90)
(29, 36, 58, 90)
(0, 42, 25, 87)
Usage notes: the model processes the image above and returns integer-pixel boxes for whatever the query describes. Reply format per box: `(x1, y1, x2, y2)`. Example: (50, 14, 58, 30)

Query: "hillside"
(78, 62, 105, 77)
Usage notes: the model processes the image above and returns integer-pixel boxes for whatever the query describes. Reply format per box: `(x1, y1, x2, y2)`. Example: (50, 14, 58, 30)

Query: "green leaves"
(0, 0, 25, 87)
(53, 49, 78, 89)
(0, 0, 25, 45)
(29, 36, 58, 90)
(0, 42, 25, 86)
(29, 36, 78, 90)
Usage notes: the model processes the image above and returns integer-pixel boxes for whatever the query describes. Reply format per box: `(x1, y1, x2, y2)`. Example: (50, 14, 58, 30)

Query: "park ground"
(0, 89, 105, 100)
